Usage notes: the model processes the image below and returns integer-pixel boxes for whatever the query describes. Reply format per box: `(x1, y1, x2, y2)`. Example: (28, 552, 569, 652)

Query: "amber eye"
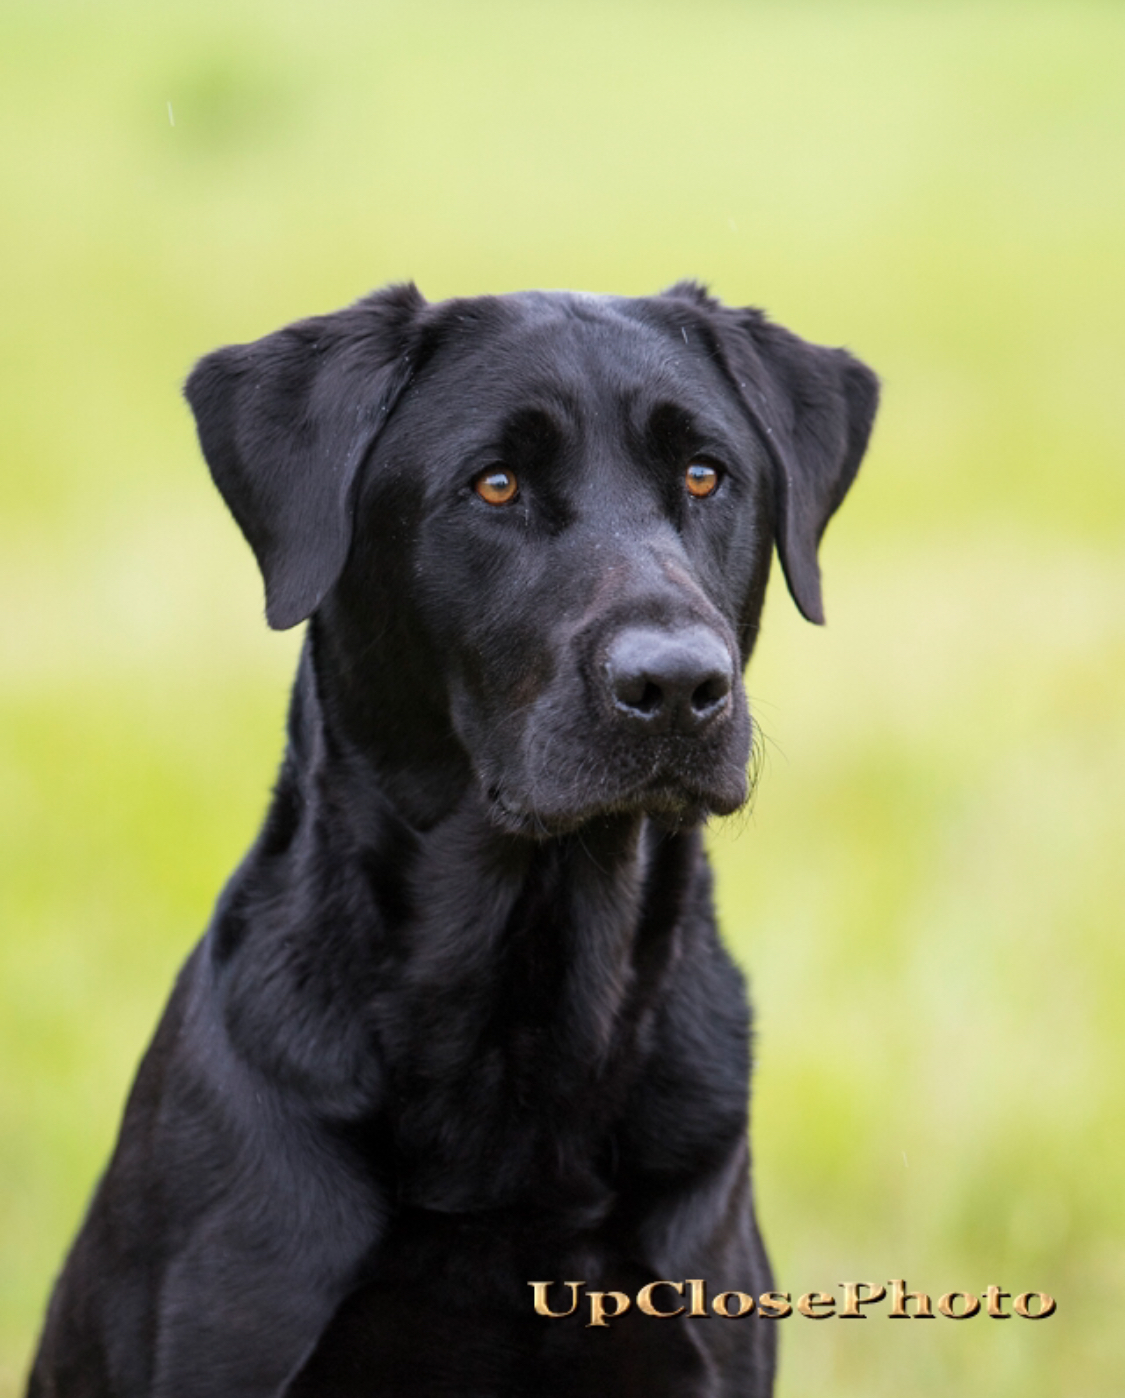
(685, 461, 720, 498)
(473, 468, 519, 506)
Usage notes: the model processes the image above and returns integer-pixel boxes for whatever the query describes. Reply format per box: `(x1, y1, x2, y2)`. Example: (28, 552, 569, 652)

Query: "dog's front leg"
(30, 946, 390, 1398)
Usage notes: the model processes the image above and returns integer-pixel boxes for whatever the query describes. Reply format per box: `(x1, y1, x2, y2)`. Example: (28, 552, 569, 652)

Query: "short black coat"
(28, 281, 877, 1398)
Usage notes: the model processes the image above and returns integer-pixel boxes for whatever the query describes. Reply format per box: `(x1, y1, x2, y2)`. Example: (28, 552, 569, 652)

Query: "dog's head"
(186, 283, 877, 835)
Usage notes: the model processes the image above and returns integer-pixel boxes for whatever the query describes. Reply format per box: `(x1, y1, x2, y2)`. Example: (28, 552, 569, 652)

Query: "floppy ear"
(185, 282, 425, 630)
(718, 308, 878, 624)
(663, 283, 878, 624)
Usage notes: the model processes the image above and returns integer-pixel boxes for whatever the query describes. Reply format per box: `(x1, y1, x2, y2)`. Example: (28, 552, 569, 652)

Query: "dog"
(28, 281, 877, 1397)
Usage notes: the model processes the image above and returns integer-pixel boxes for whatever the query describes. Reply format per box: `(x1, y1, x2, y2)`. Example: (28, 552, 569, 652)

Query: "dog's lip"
(485, 765, 747, 837)
(488, 786, 532, 825)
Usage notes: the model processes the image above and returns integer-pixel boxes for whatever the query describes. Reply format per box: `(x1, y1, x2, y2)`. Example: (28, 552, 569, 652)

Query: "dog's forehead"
(412, 289, 732, 424)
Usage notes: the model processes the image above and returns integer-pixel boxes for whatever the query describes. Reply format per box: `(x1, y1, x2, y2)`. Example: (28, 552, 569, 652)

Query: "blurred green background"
(2, 0, 1122, 1392)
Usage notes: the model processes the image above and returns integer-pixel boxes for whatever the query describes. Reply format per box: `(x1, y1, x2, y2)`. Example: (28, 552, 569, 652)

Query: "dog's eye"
(473, 468, 519, 506)
(685, 461, 720, 498)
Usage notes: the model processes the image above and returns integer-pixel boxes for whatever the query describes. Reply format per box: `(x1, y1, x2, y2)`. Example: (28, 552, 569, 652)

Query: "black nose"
(604, 626, 733, 734)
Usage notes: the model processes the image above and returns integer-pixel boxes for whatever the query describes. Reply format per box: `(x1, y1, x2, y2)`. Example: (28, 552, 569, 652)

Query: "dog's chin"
(485, 771, 749, 840)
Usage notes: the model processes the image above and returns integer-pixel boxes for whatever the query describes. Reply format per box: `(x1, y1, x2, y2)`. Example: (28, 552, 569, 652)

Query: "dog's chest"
(360, 825, 670, 1216)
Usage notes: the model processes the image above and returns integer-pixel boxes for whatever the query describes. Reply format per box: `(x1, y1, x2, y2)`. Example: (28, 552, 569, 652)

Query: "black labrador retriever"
(28, 282, 877, 1398)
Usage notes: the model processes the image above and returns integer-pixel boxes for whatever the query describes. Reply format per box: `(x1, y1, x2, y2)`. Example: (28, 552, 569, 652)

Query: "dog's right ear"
(185, 283, 425, 630)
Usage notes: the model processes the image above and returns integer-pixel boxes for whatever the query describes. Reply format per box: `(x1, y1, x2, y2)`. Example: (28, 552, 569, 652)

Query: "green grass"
(2, 1, 1123, 1392)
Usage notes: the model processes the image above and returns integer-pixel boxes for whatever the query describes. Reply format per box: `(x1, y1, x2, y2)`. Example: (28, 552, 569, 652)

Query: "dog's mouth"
(485, 760, 749, 839)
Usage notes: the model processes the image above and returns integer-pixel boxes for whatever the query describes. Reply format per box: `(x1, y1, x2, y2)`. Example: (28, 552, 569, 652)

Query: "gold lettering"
(888, 1278, 934, 1318)
(797, 1292, 835, 1318)
(637, 1281, 685, 1318)
(529, 1281, 584, 1318)
(686, 1279, 708, 1317)
(1014, 1291, 1057, 1319)
(984, 1286, 1011, 1319)
(938, 1291, 981, 1319)
(757, 1291, 792, 1319)
(712, 1290, 754, 1318)
(587, 1290, 632, 1328)
(838, 1281, 886, 1318)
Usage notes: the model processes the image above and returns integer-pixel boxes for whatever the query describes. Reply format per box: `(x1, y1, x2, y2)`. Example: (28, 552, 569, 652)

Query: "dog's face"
(361, 295, 769, 832)
(186, 284, 877, 835)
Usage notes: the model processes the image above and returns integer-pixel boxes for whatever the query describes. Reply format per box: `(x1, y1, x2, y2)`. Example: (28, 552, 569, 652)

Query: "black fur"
(28, 283, 877, 1398)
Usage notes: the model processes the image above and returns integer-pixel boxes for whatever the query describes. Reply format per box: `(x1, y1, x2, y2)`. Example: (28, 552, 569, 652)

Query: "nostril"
(691, 673, 730, 714)
(611, 674, 665, 717)
(635, 681, 663, 716)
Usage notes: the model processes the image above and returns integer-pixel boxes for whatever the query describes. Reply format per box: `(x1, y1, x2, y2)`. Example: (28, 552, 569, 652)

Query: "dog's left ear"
(724, 312, 878, 625)
(185, 283, 425, 630)
(665, 285, 879, 624)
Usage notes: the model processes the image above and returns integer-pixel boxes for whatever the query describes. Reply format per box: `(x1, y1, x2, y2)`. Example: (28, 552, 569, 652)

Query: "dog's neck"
(209, 636, 709, 1214)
